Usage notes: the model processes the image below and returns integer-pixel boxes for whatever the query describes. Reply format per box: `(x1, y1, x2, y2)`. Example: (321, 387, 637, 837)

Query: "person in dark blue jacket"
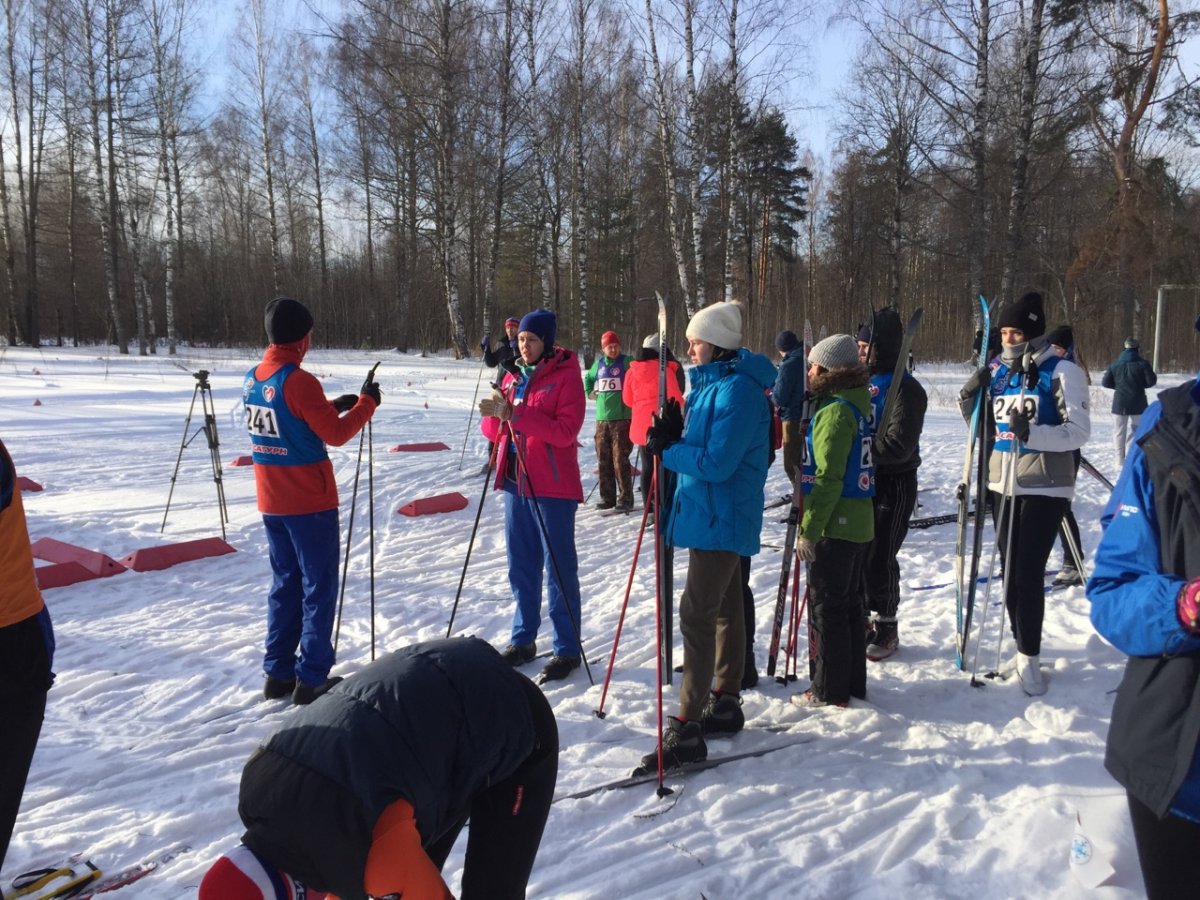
(636, 300, 776, 773)
(200, 637, 558, 900)
(773, 329, 807, 492)
(1089, 321, 1200, 900)
(1101, 338, 1157, 465)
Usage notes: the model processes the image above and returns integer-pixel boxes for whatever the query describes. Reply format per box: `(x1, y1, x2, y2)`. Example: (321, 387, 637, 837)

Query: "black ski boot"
(292, 676, 343, 706)
(633, 717, 707, 775)
(536, 654, 580, 683)
(263, 676, 296, 701)
(700, 691, 745, 735)
(500, 642, 537, 666)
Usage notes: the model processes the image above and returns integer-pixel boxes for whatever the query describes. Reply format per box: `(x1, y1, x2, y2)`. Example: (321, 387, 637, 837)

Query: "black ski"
(555, 735, 816, 800)
(653, 290, 674, 684)
(876, 307, 924, 440)
(910, 510, 979, 530)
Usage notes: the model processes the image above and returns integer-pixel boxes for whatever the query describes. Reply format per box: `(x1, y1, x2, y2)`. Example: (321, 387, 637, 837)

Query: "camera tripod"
(162, 370, 230, 539)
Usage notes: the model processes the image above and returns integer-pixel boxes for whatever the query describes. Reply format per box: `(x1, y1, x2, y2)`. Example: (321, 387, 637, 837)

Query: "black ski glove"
(645, 399, 684, 457)
(361, 382, 382, 406)
(332, 393, 358, 413)
(1008, 409, 1031, 443)
(480, 335, 490, 351)
(960, 366, 991, 402)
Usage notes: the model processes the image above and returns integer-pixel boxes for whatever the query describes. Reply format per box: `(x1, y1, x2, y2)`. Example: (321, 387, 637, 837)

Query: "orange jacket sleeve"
(363, 799, 454, 900)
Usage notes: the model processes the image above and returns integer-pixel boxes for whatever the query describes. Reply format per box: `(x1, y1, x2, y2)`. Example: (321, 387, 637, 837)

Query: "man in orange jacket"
(199, 638, 558, 900)
(0, 439, 55, 871)
(244, 297, 380, 705)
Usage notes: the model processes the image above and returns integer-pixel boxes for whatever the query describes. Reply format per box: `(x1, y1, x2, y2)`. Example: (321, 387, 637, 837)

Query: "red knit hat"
(199, 845, 325, 900)
(601, 330, 620, 347)
(504, 316, 520, 328)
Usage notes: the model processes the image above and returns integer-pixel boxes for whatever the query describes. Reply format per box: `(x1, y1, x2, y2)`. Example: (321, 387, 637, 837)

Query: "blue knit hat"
(518, 308, 557, 348)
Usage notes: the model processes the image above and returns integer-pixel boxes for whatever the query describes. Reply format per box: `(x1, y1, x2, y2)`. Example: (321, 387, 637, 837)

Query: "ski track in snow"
(0, 346, 1174, 898)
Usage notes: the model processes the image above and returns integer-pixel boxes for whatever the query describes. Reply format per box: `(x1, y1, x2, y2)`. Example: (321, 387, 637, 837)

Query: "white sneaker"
(1016, 652, 1046, 696)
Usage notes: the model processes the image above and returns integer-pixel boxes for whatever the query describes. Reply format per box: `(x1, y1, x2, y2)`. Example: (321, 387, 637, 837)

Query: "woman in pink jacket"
(480, 308, 586, 683)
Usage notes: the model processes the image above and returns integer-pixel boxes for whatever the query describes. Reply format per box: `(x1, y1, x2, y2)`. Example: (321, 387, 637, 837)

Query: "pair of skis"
(956, 296, 992, 669)
(3, 844, 189, 900)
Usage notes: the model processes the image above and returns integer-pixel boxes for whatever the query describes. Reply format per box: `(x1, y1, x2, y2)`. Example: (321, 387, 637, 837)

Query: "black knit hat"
(997, 292, 1046, 338)
(1046, 325, 1074, 350)
(775, 330, 800, 352)
(264, 297, 313, 345)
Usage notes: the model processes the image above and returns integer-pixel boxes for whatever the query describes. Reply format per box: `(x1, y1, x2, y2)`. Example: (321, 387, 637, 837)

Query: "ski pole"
(335, 427, 368, 654)
(506, 420, 595, 686)
(458, 354, 488, 469)
(367, 415, 376, 661)
(594, 469, 656, 719)
(779, 553, 802, 684)
(651, 467, 672, 798)
(445, 439, 500, 637)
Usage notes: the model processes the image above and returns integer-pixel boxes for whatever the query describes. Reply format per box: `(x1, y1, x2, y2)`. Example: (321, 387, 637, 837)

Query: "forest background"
(1, 0, 1198, 370)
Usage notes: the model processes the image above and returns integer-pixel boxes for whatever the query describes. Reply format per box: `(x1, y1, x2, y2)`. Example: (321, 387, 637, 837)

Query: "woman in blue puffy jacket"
(635, 301, 776, 774)
(1089, 333, 1200, 900)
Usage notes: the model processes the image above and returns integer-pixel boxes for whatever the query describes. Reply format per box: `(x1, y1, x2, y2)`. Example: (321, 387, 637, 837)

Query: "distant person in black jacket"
(200, 638, 558, 900)
(482, 316, 521, 379)
(856, 307, 927, 661)
(1102, 337, 1157, 465)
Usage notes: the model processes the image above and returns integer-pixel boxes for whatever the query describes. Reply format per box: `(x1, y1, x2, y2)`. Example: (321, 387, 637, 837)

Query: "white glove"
(795, 535, 817, 562)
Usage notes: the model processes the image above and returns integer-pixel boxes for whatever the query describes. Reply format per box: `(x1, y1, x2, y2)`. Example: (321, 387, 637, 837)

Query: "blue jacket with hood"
(663, 348, 776, 557)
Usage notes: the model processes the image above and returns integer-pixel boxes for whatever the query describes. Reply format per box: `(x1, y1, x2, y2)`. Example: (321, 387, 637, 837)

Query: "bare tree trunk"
(0, 138, 18, 345)
(81, 0, 124, 352)
(573, 0, 590, 352)
(483, 0, 514, 339)
(643, 0, 694, 315)
(722, 0, 739, 307)
(999, 0, 1042, 309)
(436, 0, 466, 356)
(969, 0, 989, 305)
(249, 0, 282, 295)
(683, 0, 703, 305)
(523, 0, 551, 306)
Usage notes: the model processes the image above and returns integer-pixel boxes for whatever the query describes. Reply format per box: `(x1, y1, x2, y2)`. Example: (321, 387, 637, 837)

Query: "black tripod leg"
(162, 384, 201, 533)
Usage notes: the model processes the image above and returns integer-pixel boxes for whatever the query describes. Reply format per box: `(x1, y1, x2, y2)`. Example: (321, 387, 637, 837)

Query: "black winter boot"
(634, 717, 707, 774)
(292, 676, 343, 706)
(500, 642, 537, 666)
(536, 655, 580, 683)
(263, 676, 296, 701)
(700, 691, 745, 735)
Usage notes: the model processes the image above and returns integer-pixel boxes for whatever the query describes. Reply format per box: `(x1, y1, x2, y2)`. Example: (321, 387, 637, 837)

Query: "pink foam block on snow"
(119, 537, 237, 572)
(16, 476, 43, 492)
(228, 455, 254, 467)
(397, 492, 469, 517)
(36, 561, 104, 590)
(30, 537, 126, 578)
(389, 442, 450, 452)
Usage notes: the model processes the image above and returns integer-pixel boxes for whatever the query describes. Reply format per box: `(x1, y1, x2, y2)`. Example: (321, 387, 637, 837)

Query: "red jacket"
(250, 345, 377, 516)
(622, 358, 685, 445)
(481, 348, 585, 501)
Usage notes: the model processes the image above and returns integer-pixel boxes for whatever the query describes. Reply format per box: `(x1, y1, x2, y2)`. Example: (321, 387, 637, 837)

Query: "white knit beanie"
(642, 333, 660, 350)
(809, 334, 860, 371)
(685, 301, 742, 350)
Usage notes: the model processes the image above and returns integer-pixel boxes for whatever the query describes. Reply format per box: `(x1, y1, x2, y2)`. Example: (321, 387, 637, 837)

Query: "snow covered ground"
(0, 343, 1181, 899)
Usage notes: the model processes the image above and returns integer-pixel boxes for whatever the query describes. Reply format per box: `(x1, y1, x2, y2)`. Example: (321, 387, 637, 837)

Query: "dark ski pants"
(0, 611, 53, 870)
(505, 491, 581, 657)
(678, 549, 746, 721)
(863, 470, 918, 619)
(808, 538, 869, 704)
(1127, 792, 1200, 900)
(594, 419, 634, 507)
(427, 677, 559, 900)
(991, 492, 1068, 657)
(263, 508, 340, 687)
(740, 555, 756, 674)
